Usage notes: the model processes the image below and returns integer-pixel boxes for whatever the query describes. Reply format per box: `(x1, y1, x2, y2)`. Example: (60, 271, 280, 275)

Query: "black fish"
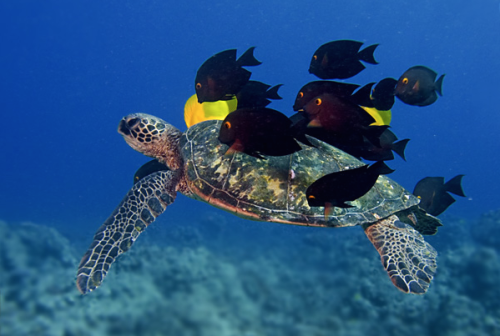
(306, 161, 394, 216)
(303, 93, 385, 147)
(195, 47, 262, 103)
(371, 78, 397, 110)
(133, 160, 169, 184)
(395, 66, 445, 106)
(218, 108, 302, 159)
(293, 81, 360, 111)
(413, 175, 466, 216)
(236, 81, 283, 108)
(360, 129, 409, 161)
(309, 40, 378, 80)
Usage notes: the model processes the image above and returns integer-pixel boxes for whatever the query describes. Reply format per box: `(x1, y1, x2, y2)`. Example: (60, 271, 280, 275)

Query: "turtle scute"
(180, 120, 420, 228)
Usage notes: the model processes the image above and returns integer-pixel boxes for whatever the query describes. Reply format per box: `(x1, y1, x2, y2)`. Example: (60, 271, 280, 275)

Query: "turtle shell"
(180, 120, 418, 227)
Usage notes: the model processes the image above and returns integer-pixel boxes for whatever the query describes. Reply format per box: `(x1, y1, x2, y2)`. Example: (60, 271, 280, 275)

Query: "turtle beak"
(118, 119, 131, 136)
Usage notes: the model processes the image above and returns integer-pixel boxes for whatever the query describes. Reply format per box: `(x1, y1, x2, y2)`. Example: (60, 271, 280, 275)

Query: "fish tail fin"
(237, 47, 262, 67)
(435, 74, 445, 96)
(358, 44, 379, 64)
(370, 161, 395, 175)
(266, 84, 283, 100)
(364, 125, 389, 148)
(444, 174, 466, 197)
(351, 82, 375, 107)
(392, 139, 410, 161)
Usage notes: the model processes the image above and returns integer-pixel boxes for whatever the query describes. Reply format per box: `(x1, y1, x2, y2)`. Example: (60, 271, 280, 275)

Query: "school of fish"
(167, 40, 463, 216)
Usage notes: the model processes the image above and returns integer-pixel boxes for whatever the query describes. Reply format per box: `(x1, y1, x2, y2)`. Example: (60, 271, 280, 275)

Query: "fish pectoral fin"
(412, 80, 420, 91)
(307, 118, 323, 128)
(225, 139, 244, 156)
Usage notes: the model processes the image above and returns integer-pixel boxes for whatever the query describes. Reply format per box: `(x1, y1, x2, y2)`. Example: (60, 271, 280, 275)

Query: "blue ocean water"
(1, 1, 499, 335)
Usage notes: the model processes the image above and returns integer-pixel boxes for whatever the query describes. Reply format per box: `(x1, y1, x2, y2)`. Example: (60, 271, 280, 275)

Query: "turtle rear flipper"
(364, 215, 437, 294)
(76, 171, 177, 294)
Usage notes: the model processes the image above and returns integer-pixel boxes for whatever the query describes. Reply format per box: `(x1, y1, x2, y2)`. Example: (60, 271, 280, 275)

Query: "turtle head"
(118, 113, 183, 170)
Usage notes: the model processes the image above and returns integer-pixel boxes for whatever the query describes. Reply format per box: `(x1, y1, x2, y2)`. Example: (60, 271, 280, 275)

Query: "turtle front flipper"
(76, 171, 177, 294)
(363, 215, 437, 294)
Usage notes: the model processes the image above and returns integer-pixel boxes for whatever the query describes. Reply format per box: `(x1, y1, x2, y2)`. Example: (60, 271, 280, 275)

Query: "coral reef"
(0, 214, 499, 336)
(472, 210, 500, 250)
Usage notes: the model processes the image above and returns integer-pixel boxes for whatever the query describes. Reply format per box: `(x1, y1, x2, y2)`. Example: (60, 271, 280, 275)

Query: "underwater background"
(1, 1, 500, 335)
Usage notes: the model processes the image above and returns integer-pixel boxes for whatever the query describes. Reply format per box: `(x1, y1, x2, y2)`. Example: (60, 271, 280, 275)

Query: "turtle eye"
(127, 118, 140, 128)
(196, 83, 202, 89)
(313, 55, 317, 61)
(315, 98, 322, 106)
(223, 121, 231, 129)
(402, 78, 409, 84)
(298, 92, 304, 98)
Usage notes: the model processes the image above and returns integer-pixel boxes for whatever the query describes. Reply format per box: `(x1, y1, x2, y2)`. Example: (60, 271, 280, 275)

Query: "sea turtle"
(76, 113, 441, 295)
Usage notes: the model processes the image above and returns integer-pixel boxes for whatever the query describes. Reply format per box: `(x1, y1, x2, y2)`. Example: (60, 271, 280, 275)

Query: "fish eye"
(313, 55, 317, 61)
(196, 83, 202, 89)
(223, 121, 231, 129)
(308, 195, 315, 199)
(298, 92, 304, 98)
(315, 98, 322, 105)
(402, 78, 409, 84)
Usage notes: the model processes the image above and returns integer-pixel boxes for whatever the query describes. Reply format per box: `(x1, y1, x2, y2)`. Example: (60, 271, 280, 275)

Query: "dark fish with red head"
(306, 161, 394, 217)
(395, 66, 444, 106)
(293, 81, 360, 111)
(309, 40, 379, 80)
(413, 175, 465, 216)
(195, 47, 262, 103)
(303, 92, 386, 147)
(218, 108, 302, 159)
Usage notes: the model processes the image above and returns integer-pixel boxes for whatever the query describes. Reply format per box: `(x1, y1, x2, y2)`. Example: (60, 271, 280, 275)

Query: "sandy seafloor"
(1, 207, 500, 336)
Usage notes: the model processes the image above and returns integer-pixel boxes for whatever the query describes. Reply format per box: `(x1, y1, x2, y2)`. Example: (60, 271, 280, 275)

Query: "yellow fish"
(184, 94, 238, 128)
(362, 106, 391, 126)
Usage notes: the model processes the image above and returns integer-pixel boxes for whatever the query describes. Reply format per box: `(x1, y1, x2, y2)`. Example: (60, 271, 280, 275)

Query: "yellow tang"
(184, 94, 238, 128)
(361, 106, 391, 126)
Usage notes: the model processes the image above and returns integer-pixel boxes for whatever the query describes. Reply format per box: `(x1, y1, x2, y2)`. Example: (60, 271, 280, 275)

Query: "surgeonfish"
(195, 47, 261, 103)
(236, 80, 283, 109)
(370, 77, 398, 111)
(218, 107, 302, 159)
(413, 175, 466, 216)
(306, 161, 394, 217)
(309, 40, 378, 80)
(395, 66, 445, 106)
(184, 94, 238, 128)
